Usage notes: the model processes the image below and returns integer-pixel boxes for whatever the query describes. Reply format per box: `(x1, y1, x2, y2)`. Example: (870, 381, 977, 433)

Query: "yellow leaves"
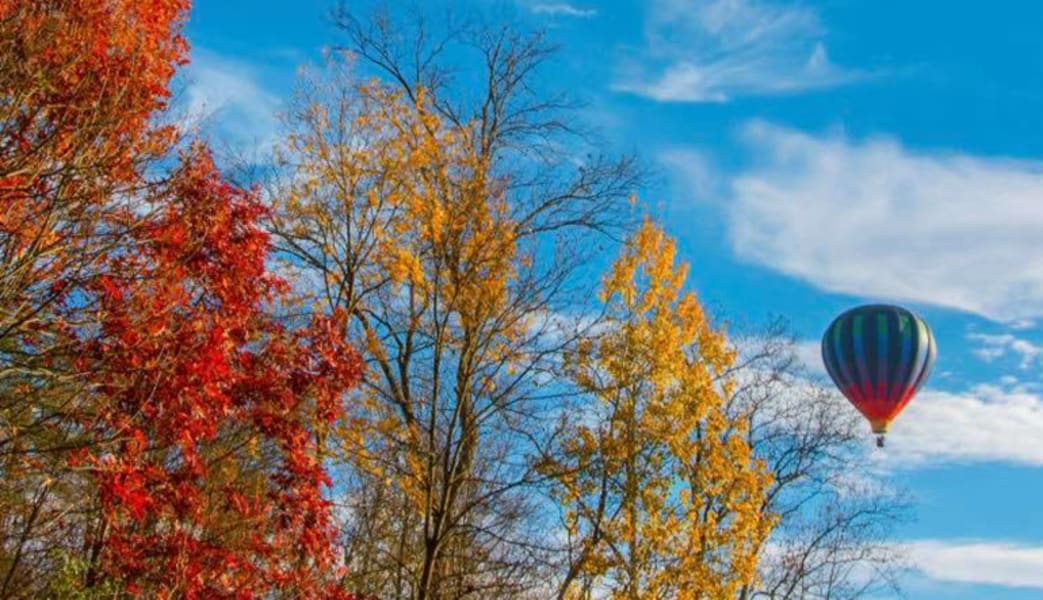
(280, 71, 519, 310)
(558, 213, 776, 598)
(363, 326, 387, 363)
(277, 66, 545, 566)
(400, 448, 429, 510)
(387, 245, 424, 287)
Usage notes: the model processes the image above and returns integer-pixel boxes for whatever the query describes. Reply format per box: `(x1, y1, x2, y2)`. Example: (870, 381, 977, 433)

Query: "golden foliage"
(273, 61, 533, 596)
(553, 219, 777, 599)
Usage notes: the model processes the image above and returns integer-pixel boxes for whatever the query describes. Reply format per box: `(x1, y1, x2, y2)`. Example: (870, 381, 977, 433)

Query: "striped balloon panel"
(821, 304, 936, 430)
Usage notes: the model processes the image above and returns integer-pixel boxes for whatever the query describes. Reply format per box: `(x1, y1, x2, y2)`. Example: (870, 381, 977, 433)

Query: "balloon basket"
(875, 435, 885, 448)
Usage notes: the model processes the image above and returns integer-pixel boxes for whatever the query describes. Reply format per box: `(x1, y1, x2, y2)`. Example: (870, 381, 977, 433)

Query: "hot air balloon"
(821, 304, 936, 447)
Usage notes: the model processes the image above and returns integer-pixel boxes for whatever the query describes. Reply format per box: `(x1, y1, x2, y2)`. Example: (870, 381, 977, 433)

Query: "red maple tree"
(1, 1, 364, 596)
(79, 146, 362, 597)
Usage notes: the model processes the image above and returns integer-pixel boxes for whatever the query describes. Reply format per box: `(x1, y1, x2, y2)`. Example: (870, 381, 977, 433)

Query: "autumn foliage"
(0, 0, 188, 173)
(79, 147, 361, 596)
(550, 220, 776, 598)
(2, 0, 802, 597)
(1, 0, 191, 384)
(1, 1, 361, 597)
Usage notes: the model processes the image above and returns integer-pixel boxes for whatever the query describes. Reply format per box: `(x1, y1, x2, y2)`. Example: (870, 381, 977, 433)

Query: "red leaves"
(103, 467, 153, 521)
(3, 1, 364, 596)
(1, 0, 191, 177)
(76, 147, 363, 596)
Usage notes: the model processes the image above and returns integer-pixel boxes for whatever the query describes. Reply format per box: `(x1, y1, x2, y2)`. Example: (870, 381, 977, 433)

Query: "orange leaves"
(1, 0, 190, 180)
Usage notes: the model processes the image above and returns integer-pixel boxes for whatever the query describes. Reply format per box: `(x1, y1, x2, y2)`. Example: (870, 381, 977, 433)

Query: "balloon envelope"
(821, 304, 936, 435)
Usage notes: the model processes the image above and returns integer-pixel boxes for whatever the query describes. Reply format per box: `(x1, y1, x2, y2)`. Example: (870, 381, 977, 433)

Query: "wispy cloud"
(615, 0, 866, 102)
(671, 121, 1043, 322)
(968, 332, 1043, 368)
(1011, 318, 1037, 330)
(178, 48, 282, 156)
(660, 148, 721, 202)
(791, 339, 828, 376)
(907, 540, 1043, 589)
(529, 3, 597, 17)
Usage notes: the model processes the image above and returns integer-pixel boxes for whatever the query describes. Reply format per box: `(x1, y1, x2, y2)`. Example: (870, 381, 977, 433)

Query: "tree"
(268, 5, 642, 596)
(73, 145, 362, 597)
(274, 67, 557, 599)
(0, 2, 365, 596)
(548, 219, 777, 599)
(0, 1, 190, 591)
(0, 0, 188, 357)
(726, 326, 910, 599)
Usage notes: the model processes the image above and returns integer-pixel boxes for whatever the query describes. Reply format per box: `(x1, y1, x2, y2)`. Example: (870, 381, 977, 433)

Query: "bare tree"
(728, 321, 911, 599)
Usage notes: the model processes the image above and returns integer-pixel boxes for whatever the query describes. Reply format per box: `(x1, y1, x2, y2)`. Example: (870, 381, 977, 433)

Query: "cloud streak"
(687, 121, 1043, 322)
(615, 0, 866, 102)
(968, 332, 1043, 368)
(179, 48, 282, 156)
(530, 3, 596, 17)
(907, 540, 1043, 589)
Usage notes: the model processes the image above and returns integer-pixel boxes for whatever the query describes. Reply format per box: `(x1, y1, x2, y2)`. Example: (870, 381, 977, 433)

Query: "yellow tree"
(272, 9, 641, 598)
(273, 63, 549, 598)
(551, 219, 777, 599)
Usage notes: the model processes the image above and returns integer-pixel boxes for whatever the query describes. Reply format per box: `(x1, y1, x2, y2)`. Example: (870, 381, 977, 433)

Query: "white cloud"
(530, 3, 597, 17)
(1000, 375, 1020, 386)
(1010, 318, 1037, 330)
(614, 0, 865, 102)
(660, 148, 720, 203)
(879, 383, 1043, 467)
(968, 332, 1043, 368)
(972, 344, 1007, 363)
(699, 121, 1043, 322)
(179, 49, 282, 156)
(792, 339, 827, 376)
(907, 540, 1043, 589)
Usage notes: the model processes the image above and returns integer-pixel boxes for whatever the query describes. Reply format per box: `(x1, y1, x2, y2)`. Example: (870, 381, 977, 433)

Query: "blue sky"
(183, 1, 1043, 596)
